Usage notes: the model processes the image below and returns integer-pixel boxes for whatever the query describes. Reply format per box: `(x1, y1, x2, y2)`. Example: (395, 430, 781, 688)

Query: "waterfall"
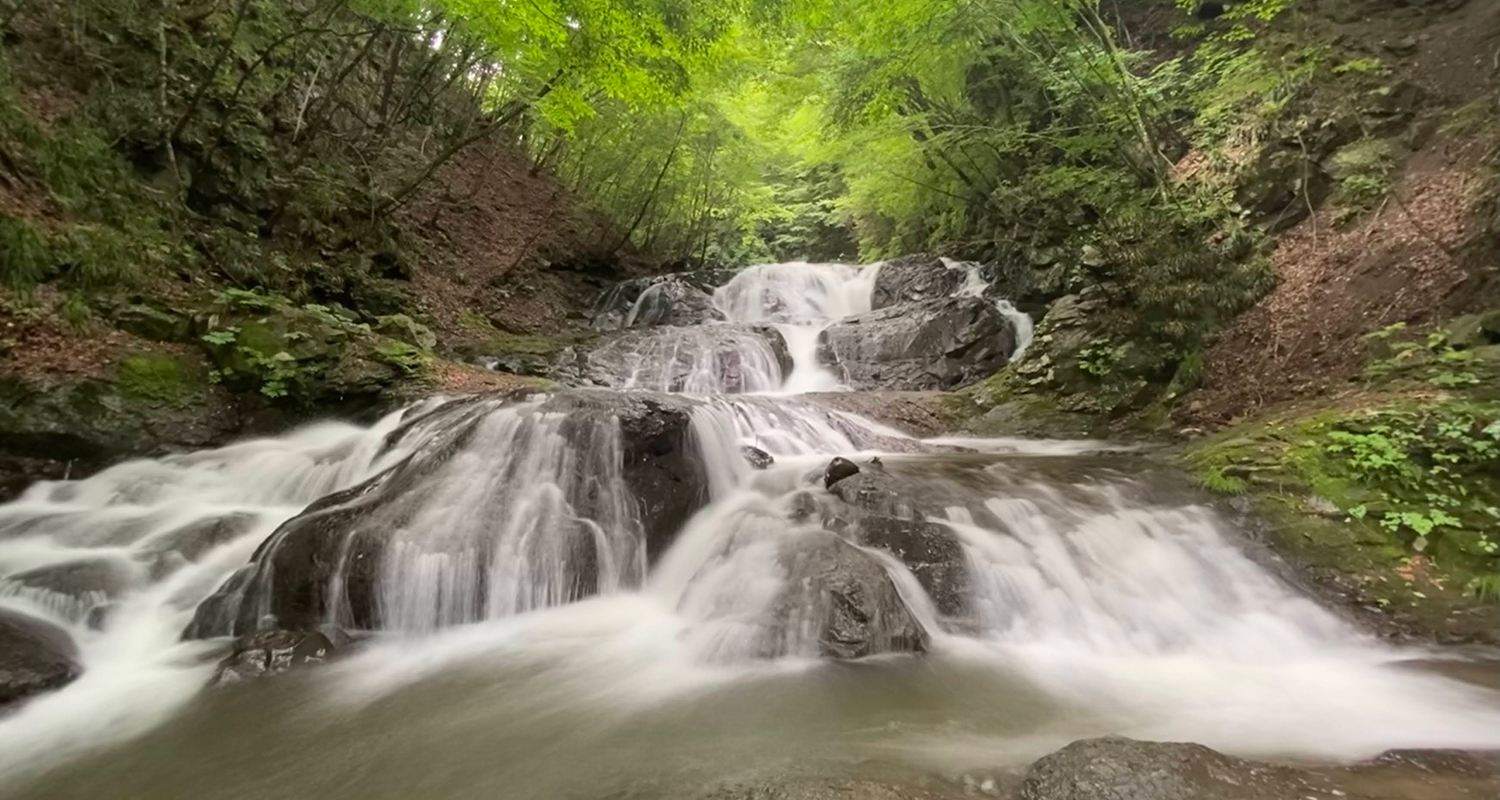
(2, 261, 1498, 796)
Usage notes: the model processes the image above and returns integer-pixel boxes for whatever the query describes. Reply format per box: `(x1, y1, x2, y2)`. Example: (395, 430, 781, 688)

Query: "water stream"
(1, 261, 1497, 799)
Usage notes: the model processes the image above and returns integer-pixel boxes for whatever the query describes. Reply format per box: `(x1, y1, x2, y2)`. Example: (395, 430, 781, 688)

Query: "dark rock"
(1383, 34, 1418, 55)
(568, 324, 792, 392)
(185, 390, 709, 638)
(1020, 737, 1343, 800)
(766, 533, 927, 659)
(1234, 148, 1330, 232)
(0, 607, 82, 708)
(211, 627, 351, 686)
(823, 457, 861, 488)
(109, 303, 193, 342)
(871, 254, 964, 309)
(820, 297, 1016, 391)
(741, 445, 774, 470)
(824, 471, 970, 617)
(0, 375, 240, 501)
(590, 271, 737, 331)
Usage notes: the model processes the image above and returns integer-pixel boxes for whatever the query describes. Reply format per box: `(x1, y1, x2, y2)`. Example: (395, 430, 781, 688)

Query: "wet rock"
(136, 512, 260, 579)
(2, 557, 144, 621)
(871, 254, 963, 309)
(591, 271, 737, 331)
(0, 607, 82, 708)
(1020, 737, 1343, 800)
(185, 390, 709, 638)
(569, 324, 792, 393)
(211, 627, 351, 686)
(767, 533, 927, 659)
(820, 297, 1016, 391)
(6, 557, 141, 600)
(821, 471, 970, 618)
(741, 445, 774, 470)
(85, 601, 121, 631)
(823, 457, 860, 488)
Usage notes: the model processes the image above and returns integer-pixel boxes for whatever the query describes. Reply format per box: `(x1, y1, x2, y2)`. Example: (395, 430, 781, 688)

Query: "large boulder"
(871, 254, 964, 309)
(591, 271, 737, 331)
(1020, 737, 1347, 800)
(820, 297, 1016, 391)
(0, 607, 82, 708)
(788, 462, 970, 621)
(763, 533, 928, 659)
(185, 390, 710, 638)
(565, 324, 792, 393)
(821, 469, 969, 618)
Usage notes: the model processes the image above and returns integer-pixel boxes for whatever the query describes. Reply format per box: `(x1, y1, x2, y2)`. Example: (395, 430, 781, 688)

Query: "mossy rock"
(115, 353, 204, 407)
(374, 314, 437, 350)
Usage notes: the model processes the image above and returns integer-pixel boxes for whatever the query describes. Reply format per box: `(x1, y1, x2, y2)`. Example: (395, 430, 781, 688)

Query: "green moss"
(458, 309, 494, 331)
(116, 353, 199, 406)
(1182, 390, 1500, 641)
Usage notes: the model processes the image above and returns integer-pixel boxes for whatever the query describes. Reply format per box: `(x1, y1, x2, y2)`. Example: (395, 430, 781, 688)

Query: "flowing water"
(2, 262, 1498, 799)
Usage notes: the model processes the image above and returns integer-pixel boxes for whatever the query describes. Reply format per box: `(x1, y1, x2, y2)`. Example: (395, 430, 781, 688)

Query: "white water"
(2, 263, 1498, 798)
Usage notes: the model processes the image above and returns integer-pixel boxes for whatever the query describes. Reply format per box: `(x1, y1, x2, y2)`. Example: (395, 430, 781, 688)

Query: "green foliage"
(1329, 138, 1394, 223)
(1311, 402, 1500, 550)
(0, 215, 50, 289)
(1198, 466, 1248, 495)
(1362, 324, 1484, 388)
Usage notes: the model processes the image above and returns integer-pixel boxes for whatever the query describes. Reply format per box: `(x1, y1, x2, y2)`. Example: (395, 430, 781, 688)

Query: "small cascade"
(940, 256, 1035, 359)
(577, 324, 789, 394)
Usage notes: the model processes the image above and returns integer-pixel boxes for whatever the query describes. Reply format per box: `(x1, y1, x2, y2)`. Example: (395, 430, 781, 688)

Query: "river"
(1, 261, 1497, 799)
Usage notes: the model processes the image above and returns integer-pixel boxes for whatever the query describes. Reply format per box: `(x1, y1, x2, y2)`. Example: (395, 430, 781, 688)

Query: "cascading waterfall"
(2, 262, 1499, 800)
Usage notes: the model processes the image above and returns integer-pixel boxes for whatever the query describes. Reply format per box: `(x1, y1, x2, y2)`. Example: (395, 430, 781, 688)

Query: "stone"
(568, 324, 792, 393)
(110, 303, 193, 342)
(211, 627, 351, 686)
(766, 533, 927, 659)
(0, 607, 82, 708)
(1020, 737, 1346, 800)
(373, 314, 438, 350)
(820, 297, 1017, 391)
(184, 390, 710, 638)
(870, 254, 964, 309)
(741, 445, 774, 470)
(590, 271, 737, 331)
(823, 457, 860, 488)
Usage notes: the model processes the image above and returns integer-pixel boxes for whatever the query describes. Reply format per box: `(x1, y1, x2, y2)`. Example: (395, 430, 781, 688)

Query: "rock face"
(766, 533, 927, 659)
(871, 254, 964, 309)
(791, 461, 970, 622)
(820, 297, 1016, 391)
(1020, 737, 1343, 800)
(590, 271, 737, 331)
(0, 607, 82, 708)
(211, 627, 350, 686)
(823, 470, 969, 618)
(565, 324, 792, 393)
(185, 390, 710, 638)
